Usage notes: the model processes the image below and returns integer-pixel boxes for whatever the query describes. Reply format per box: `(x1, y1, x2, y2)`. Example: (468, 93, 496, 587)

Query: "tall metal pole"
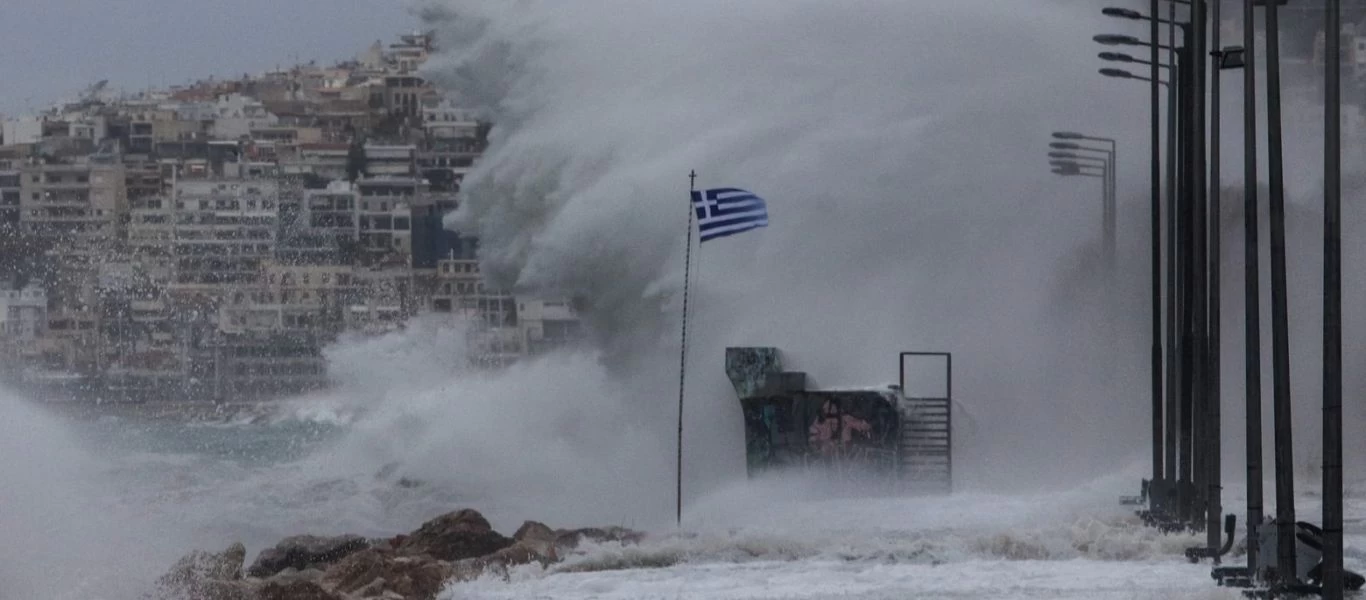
(1264, 0, 1296, 584)
(1241, 0, 1264, 578)
(1166, 9, 1181, 516)
(1178, 37, 1196, 525)
(1104, 142, 1118, 272)
(678, 170, 697, 528)
(1190, 0, 1210, 531)
(1322, 0, 1344, 595)
(1206, 0, 1224, 552)
(1150, 0, 1165, 497)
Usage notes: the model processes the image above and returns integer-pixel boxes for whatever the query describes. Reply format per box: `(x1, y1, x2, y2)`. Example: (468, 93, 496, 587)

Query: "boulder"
(513, 521, 556, 544)
(554, 526, 645, 554)
(513, 521, 559, 560)
(247, 534, 369, 578)
(258, 579, 342, 600)
(263, 567, 326, 585)
(396, 509, 513, 561)
(320, 548, 454, 600)
(154, 543, 253, 600)
(450, 540, 556, 583)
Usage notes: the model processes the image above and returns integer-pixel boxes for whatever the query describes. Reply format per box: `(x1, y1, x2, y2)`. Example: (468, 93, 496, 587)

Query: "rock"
(450, 540, 557, 583)
(396, 509, 513, 562)
(320, 548, 454, 600)
(258, 579, 342, 600)
(264, 567, 325, 585)
(247, 534, 370, 578)
(154, 543, 253, 600)
(513, 521, 558, 560)
(513, 521, 556, 544)
(554, 526, 645, 554)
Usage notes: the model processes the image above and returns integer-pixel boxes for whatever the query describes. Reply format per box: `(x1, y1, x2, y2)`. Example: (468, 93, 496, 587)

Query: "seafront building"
(0, 31, 581, 401)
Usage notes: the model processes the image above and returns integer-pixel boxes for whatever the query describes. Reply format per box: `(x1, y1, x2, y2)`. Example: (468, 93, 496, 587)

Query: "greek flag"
(691, 188, 769, 242)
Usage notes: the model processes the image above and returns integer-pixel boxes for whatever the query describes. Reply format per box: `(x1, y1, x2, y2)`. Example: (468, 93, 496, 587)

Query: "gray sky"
(0, 0, 415, 116)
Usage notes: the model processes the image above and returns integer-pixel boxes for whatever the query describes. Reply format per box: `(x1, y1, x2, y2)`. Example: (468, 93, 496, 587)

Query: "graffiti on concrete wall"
(741, 391, 899, 481)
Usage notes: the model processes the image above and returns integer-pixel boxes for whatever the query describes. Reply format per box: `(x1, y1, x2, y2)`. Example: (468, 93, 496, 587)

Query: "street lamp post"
(1094, 37, 1167, 512)
(1050, 138, 1116, 269)
(1240, 0, 1264, 577)
(1205, 0, 1223, 557)
(1148, 0, 1166, 514)
(1265, 0, 1296, 584)
(1188, 0, 1210, 539)
(1050, 140, 1116, 268)
(1049, 156, 1112, 264)
(1094, 15, 1185, 523)
(1166, 0, 1183, 531)
(1323, 0, 1344, 596)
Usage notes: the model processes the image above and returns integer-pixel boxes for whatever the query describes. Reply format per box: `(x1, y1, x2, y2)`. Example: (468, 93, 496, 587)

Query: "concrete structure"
(303, 180, 360, 242)
(726, 347, 954, 494)
(281, 143, 351, 180)
(0, 29, 518, 399)
(422, 99, 479, 141)
(517, 298, 583, 355)
(363, 143, 416, 176)
(18, 161, 127, 250)
(345, 267, 413, 335)
(0, 285, 47, 340)
(356, 177, 422, 263)
(166, 178, 279, 287)
(212, 94, 280, 140)
(0, 167, 20, 227)
(372, 75, 429, 119)
(3, 118, 43, 145)
(390, 31, 434, 73)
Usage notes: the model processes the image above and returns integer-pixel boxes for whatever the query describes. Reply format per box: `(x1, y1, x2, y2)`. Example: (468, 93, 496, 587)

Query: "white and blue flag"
(690, 187, 769, 242)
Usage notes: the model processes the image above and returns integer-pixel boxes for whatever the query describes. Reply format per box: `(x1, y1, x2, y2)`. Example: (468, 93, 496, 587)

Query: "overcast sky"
(0, 0, 416, 116)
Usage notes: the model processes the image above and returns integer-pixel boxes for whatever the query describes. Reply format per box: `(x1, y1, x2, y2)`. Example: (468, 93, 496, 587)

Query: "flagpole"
(677, 169, 697, 527)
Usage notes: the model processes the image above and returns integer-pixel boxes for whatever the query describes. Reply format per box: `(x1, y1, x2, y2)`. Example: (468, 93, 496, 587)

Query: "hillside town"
(0, 31, 581, 402)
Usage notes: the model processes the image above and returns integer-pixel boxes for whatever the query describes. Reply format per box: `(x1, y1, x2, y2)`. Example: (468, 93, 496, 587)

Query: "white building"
(211, 94, 279, 140)
(3, 118, 43, 145)
(0, 286, 47, 340)
(517, 298, 583, 355)
(363, 144, 416, 176)
(356, 177, 423, 260)
(166, 178, 280, 287)
(173, 101, 218, 123)
(303, 180, 360, 241)
(422, 98, 480, 140)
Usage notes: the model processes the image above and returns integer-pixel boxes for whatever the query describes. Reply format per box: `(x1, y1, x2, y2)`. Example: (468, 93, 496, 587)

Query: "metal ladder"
(899, 396, 952, 493)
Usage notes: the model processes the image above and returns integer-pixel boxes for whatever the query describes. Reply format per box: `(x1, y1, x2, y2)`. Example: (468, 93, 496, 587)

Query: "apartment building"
(18, 161, 127, 254)
(0, 166, 19, 227)
(0, 285, 47, 341)
(356, 177, 423, 263)
(166, 177, 279, 288)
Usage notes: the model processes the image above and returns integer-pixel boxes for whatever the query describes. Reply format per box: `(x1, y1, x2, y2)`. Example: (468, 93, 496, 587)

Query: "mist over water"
(421, 0, 1158, 493)
(13, 1, 1366, 598)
